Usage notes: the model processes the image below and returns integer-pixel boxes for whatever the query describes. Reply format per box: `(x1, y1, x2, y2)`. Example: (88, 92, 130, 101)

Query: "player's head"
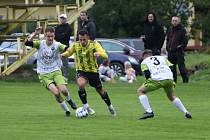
(78, 30, 89, 47)
(142, 49, 153, 59)
(45, 26, 55, 45)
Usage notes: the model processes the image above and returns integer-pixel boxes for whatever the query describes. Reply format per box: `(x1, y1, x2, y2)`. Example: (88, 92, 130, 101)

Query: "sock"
(83, 103, 90, 109)
(60, 101, 70, 112)
(139, 95, 153, 113)
(78, 89, 87, 104)
(173, 97, 188, 114)
(101, 91, 111, 106)
(65, 95, 71, 101)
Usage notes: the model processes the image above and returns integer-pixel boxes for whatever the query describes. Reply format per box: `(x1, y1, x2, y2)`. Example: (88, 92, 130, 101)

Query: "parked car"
(68, 52, 140, 76)
(116, 38, 144, 51)
(96, 38, 143, 62)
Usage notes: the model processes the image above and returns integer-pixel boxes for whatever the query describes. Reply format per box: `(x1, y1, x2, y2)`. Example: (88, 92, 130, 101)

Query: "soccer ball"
(76, 107, 88, 118)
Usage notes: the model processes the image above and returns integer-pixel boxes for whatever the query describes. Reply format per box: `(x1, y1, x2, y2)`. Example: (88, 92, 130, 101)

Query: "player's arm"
(25, 27, 42, 49)
(61, 43, 75, 57)
(94, 41, 108, 60)
(58, 43, 68, 52)
(141, 63, 151, 79)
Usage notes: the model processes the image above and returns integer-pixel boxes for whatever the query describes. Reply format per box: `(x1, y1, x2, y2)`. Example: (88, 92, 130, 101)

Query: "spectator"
(166, 16, 189, 83)
(119, 61, 136, 83)
(142, 12, 165, 55)
(99, 60, 116, 83)
(76, 11, 96, 41)
(55, 14, 72, 81)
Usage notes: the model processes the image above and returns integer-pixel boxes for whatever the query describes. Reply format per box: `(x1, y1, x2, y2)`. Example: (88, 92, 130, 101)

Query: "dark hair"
(45, 26, 55, 33)
(78, 30, 89, 36)
(80, 11, 88, 15)
(145, 11, 157, 23)
(142, 49, 153, 57)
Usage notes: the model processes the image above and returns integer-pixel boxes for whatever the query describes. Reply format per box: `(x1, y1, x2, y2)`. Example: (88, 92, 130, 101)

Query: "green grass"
(0, 53, 210, 140)
(0, 78, 210, 140)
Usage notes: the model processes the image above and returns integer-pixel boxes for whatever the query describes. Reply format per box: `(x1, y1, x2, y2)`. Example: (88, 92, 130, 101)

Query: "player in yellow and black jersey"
(62, 30, 116, 116)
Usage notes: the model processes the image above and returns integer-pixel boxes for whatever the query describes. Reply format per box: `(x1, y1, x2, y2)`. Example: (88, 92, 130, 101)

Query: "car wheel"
(109, 62, 124, 76)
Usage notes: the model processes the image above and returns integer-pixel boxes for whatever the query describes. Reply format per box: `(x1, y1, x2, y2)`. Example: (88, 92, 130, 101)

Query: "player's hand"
(94, 52, 100, 57)
(35, 26, 42, 35)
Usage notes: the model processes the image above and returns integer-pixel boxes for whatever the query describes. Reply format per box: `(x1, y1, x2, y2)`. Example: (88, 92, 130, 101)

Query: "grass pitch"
(0, 77, 209, 140)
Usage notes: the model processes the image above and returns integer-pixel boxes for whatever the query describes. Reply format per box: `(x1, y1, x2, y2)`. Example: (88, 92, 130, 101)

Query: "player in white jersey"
(137, 49, 192, 119)
(25, 26, 77, 117)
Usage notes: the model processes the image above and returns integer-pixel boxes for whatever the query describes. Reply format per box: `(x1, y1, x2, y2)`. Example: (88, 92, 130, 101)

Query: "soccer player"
(25, 26, 77, 117)
(138, 49, 192, 119)
(61, 30, 116, 116)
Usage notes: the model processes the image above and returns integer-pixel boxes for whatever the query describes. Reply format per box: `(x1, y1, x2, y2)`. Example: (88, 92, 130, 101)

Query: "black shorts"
(76, 70, 102, 88)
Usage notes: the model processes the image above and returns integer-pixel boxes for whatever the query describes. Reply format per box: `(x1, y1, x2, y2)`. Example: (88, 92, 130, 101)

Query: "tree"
(88, 0, 193, 38)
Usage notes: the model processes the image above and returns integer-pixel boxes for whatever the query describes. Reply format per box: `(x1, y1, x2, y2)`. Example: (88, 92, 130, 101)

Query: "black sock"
(101, 91, 111, 106)
(78, 89, 87, 104)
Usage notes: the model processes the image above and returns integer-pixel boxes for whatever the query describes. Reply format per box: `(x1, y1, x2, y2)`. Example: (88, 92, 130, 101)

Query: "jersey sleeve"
(62, 43, 75, 57)
(165, 58, 173, 67)
(95, 41, 108, 60)
(33, 41, 41, 49)
(141, 62, 149, 72)
(58, 43, 67, 52)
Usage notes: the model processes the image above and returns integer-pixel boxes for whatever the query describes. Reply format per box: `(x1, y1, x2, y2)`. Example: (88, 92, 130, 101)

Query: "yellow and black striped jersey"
(63, 40, 108, 73)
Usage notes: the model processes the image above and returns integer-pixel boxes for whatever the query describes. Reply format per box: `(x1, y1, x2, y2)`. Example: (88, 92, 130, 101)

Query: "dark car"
(68, 52, 140, 76)
(96, 38, 143, 62)
(116, 38, 144, 51)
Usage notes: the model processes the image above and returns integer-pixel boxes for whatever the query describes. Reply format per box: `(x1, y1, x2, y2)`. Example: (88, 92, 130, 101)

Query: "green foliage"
(89, 0, 192, 38)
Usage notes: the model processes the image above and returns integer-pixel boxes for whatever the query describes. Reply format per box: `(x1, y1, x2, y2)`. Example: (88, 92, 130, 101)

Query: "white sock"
(60, 101, 70, 112)
(108, 104, 113, 109)
(83, 103, 89, 109)
(173, 97, 188, 114)
(139, 95, 153, 113)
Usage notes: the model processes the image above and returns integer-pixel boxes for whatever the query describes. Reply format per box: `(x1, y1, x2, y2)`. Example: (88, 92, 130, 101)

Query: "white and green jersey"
(33, 40, 66, 74)
(141, 56, 173, 81)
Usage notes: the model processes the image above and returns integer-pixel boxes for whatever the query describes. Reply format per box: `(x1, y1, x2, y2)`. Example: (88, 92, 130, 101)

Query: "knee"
(59, 87, 68, 94)
(137, 87, 145, 95)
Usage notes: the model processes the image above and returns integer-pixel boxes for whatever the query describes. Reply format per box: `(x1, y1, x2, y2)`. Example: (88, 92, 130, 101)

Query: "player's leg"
(39, 72, 70, 116)
(76, 71, 94, 114)
(163, 80, 192, 119)
(137, 79, 161, 119)
(89, 72, 116, 116)
(48, 83, 71, 117)
(54, 70, 77, 110)
(96, 86, 116, 116)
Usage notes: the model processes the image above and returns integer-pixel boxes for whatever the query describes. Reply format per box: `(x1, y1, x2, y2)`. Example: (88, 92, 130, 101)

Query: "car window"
(133, 40, 144, 50)
(120, 40, 131, 47)
(100, 41, 124, 52)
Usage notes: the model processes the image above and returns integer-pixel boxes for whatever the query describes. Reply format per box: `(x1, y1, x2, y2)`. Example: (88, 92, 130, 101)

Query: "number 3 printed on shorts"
(150, 57, 160, 65)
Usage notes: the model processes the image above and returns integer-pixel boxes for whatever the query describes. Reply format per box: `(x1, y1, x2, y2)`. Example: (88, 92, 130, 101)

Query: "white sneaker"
(83, 104, 95, 115)
(108, 105, 117, 116)
(87, 107, 95, 115)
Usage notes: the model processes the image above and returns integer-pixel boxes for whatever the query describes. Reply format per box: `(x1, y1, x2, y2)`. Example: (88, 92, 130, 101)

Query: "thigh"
(53, 70, 67, 86)
(76, 71, 88, 87)
(143, 79, 162, 93)
(38, 73, 54, 89)
(161, 79, 174, 94)
(87, 72, 103, 88)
